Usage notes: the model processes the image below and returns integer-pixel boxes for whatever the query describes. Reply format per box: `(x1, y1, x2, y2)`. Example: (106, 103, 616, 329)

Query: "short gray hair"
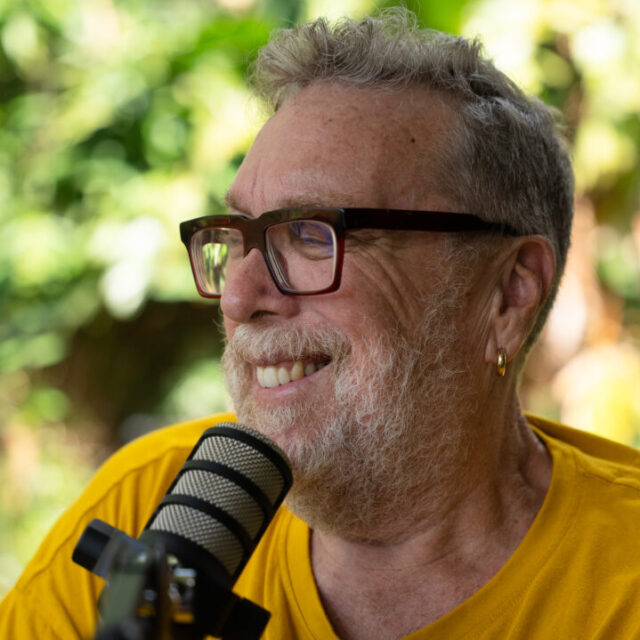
(250, 8, 574, 352)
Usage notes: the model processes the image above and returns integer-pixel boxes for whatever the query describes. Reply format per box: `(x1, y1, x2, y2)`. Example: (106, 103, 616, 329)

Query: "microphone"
(73, 422, 292, 639)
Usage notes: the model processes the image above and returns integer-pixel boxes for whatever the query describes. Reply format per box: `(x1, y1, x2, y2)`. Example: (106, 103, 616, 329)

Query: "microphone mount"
(74, 518, 270, 640)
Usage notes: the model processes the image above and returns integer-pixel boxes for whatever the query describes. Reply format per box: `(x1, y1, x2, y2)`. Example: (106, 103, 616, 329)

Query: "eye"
(266, 219, 336, 265)
(289, 221, 334, 247)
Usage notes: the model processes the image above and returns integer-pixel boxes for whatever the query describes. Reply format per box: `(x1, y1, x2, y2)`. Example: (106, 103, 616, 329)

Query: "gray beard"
(222, 292, 474, 542)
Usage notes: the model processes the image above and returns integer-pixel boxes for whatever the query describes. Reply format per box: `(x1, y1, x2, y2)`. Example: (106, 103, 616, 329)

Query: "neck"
(309, 408, 552, 640)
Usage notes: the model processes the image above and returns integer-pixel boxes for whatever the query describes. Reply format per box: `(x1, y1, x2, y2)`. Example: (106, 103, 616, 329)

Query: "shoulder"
(528, 413, 640, 533)
(528, 413, 640, 485)
(50, 412, 238, 543)
(0, 413, 236, 640)
(95, 412, 238, 493)
(55, 411, 237, 557)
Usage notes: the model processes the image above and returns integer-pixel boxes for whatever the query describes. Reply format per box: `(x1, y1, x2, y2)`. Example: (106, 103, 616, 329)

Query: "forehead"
(228, 82, 458, 215)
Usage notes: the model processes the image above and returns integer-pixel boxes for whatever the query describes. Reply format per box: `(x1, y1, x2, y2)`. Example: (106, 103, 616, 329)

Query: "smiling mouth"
(256, 359, 330, 388)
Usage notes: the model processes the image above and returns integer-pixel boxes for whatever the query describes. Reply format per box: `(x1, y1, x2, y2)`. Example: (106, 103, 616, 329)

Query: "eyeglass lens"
(191, 219, 338, 295)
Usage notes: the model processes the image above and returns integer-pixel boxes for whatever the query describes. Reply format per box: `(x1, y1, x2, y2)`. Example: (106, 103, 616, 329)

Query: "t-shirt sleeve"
(0, 415, 230, 640)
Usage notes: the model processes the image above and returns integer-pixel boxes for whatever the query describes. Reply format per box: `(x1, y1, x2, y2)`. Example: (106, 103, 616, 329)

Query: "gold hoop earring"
(497, 348, 507, 377)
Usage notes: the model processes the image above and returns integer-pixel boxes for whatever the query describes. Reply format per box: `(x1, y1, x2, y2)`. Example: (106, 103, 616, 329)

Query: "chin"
(233, 398, 331, 463)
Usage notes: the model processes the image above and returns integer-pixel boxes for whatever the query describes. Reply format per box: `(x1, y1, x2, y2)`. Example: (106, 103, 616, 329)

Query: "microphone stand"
(74, 519, 270, 640)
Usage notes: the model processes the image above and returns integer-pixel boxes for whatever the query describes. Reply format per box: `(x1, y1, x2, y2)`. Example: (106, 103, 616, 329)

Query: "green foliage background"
(1, 0, 639, 596)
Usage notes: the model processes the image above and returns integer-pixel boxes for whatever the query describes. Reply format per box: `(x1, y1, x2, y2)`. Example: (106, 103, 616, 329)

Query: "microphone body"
(73, 422, 292, 639)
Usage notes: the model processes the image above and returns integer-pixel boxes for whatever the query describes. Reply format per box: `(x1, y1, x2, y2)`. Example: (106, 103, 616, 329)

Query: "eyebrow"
(224, 191, 248, 215)
(224, 191, 367, 215)
(280, 194, 362, 208)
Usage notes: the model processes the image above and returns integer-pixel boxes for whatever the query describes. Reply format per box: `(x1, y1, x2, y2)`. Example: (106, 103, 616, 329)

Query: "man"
(3, 9, 640, 639)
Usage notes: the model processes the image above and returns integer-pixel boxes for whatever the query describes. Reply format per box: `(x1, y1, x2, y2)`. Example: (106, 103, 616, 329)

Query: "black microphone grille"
(141, 423, 292, 585)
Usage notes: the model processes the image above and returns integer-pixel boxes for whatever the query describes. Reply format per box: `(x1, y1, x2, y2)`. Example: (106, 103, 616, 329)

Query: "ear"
(484, 236, 556, 367)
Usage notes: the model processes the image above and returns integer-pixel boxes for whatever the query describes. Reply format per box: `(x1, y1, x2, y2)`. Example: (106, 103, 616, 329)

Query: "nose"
(220, 248, 298, 324)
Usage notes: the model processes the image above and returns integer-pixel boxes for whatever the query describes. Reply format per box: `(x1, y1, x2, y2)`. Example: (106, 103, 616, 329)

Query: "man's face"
(220, 83, 480, 537)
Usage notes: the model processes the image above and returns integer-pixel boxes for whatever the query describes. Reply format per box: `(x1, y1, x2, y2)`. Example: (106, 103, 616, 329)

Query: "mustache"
(223, 324, 351, 364)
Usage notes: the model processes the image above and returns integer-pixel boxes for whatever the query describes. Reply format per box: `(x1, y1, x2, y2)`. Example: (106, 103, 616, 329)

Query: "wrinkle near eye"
(346, 229, 412, 251)
(344, 231, 379, 248)
(344, 240, 434, 330)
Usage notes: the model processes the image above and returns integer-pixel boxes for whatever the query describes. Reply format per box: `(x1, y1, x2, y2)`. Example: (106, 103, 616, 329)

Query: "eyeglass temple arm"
(342, 209, 520, 236)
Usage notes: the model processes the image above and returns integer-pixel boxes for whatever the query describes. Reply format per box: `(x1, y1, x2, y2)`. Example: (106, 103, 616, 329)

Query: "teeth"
(262, 366, 279, 388)
(290, 360, 304, 381)
(256, 359, 326, 388)
(277, 367, 290, 385)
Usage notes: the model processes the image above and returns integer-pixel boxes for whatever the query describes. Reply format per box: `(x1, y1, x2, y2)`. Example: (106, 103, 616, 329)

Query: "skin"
(221, 82, 556, 640)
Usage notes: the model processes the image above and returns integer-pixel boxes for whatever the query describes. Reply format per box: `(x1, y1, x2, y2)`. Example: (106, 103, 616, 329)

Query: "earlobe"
(484, 236, 556, 369)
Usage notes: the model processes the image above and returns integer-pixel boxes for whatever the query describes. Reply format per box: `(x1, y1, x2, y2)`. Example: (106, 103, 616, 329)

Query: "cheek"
(338, 254, 434, 335)
(325, 277, 408, 343)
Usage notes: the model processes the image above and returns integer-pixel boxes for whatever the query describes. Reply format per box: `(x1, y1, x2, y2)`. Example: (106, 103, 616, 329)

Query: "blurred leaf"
(596, 226, 640, 300)
(380, 0, 471, 33)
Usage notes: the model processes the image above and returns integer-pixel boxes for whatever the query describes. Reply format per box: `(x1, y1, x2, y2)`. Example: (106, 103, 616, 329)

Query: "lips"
(223, 324, 349, 393)
(256, 359, 329, 388)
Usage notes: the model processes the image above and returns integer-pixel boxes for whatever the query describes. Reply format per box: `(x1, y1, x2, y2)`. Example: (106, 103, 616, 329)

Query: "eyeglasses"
(179, 206, 520, 298)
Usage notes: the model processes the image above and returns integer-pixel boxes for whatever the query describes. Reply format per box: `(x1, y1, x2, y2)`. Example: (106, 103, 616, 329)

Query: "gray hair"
(249, 8, 574, 354)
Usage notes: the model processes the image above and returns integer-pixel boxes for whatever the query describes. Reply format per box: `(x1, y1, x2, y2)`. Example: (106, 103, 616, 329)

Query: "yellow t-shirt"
(2, 413, 640, 639)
